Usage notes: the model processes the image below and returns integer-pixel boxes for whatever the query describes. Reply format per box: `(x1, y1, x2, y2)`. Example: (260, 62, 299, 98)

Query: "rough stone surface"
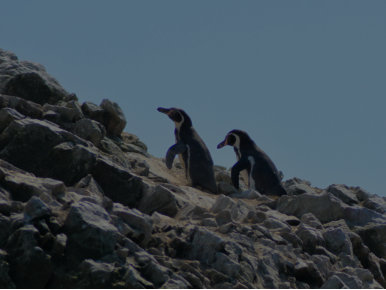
(0, 49, 384, 288)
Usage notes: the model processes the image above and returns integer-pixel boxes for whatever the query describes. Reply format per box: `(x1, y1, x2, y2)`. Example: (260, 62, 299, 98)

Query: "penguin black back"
(157, 107, 217, 194)
(217, 129, 287, 196)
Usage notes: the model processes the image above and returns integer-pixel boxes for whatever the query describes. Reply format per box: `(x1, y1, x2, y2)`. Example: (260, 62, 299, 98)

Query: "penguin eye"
(227, 134, 236, 146)
(170, 111, 182, 123)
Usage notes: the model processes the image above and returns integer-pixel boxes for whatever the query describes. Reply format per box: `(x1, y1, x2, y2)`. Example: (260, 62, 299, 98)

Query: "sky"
(1, 1, 386, 196)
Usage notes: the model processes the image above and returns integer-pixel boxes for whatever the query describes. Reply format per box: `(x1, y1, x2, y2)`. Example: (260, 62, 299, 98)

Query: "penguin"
(217, 129, 287, 196)
(157, 107, 217, 194)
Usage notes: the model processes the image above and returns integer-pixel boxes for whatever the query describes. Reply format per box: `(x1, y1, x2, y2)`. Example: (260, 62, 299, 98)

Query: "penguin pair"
(158, 107, 286, 196)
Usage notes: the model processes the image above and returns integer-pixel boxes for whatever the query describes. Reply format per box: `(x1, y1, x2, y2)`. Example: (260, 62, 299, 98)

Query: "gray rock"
(230, 189, 262, 199)
(138, 184, 179, 217)
(321, 275, 348, 288)
(295, 223, 325, 253)
(263, 217, 291, 232)
(78, 259, 115, 288)
(0, 215, 10, 248)
(213, 252, 241, 277)
(134, 251, 170, 287)
(217, 181, 237, 195)
(330, 271, 364, 288)
(344, 206, 386, 227)
(356, 223, 386, 259)
(277, 192, 346, 223)
(0, 107, 24, 132)
(0, 49, 69, 104)
(73, 118, 106, 146)
(81, 101, 105, 123)
(0, 118, 86, 177)
(100, 99, 126, 136)
(24, 196, 52, 221)
(0, 250, 14, 288)
(211, 195, 251, 222)
(189, 227, 225, 264)
(327, 184, 359, 205)
(283, 178, 317, 195)
(301, 213, 323, 229)
(323, 227, 353, 256)
(121, 132, 148, 152)
(293, 260, 324, 287)
(64, 201, 119, 259)
(123, 264, 154, 288)
(42, 102, 83, 125)
(0, 94, 43, 119)
(74, 174, 105, 204)
(6, 225, 53, 288)
(92, 157, 144, 207)
(112, 204, 153, 247)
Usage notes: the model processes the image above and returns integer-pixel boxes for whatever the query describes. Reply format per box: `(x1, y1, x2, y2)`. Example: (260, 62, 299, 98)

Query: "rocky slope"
(0, 48, 385, 288)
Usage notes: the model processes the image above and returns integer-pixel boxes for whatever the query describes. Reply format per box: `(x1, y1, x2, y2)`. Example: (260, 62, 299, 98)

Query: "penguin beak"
(157, 107, 170, 115)
(217, 139, 227, 149)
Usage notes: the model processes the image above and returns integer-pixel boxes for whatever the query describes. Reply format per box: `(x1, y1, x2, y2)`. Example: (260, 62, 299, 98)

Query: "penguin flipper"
(165, 142, 187, 169)
(231, 156, 249, 189)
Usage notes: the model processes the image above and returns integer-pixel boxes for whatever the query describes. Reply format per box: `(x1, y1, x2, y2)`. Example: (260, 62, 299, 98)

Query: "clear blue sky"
(1, 1, 385, 196)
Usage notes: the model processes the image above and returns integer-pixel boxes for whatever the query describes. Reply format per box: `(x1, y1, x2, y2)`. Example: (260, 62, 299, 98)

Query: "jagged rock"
(6, 225, 53, 288)
(277, 192, 346, 223)
(211, 195, 251, 222)
(24, 196, 52, 222)
(0, 214, 10, 248)
(0, 250, 14, 288)
(301, 213, 323, 229)
(0, 107, 24, 132)
(323, 227, 353, 256)
(64, 201, 119, 260)
(283, 178, 317, 195)
(92, 158, 143, 207)
(0, 49, 69, 104)
(73, 118, 106, 146)
(81, 101, 105, 122)
(293, 260, 324, 287)
(77, 259, 115, 288)
(48, 142, 98, 185)
(344, 206, 385, 227)
(0, 159, 65, 203)
(327, 184, 359, 205)
(0, 118, 86, 176)
(363, 196, 386, 214)
(134, 251, 170, 287)
(123, 264, 154, 288)
(42, 102, 83, 126)
(356, 223, 386, 259)
(112, 204, 152, 247)
(321, 275, 348, 288)
(138, 184, 179, 217)
(0, 94, 43, 119)
(329, 271, 364, 288)
(295, 223, 325, 253)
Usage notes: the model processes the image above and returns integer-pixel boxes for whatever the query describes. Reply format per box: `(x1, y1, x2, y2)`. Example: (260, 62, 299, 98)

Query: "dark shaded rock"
(344, 206, 385, 227)
(283, 178, 317, 195)
(301, 212, 323, 229)
(188, 228, 226, 264)
(327, 184, 359, 205)
(321, 275, 348, 288)
(6, 225, 53, 288)
(77, 259, 115, 288)
(295, 223, 325, 253)
(0, 94, 43, 119)
(277, 192, 346, 223)
(0, 215, 10, 248)
(64, 201, 119, 260)
(24, 196, 52, 222)
(42, 102, 83, 126)
(48, 142, 98, 185)
(0, 107, 24, 132)
(356, 223, 386, 259)
(73, 118, 106, 146)
(323, 227, 353, 256)
(293, 260, 324, 287)
(134, 251, 170, 287)
(3, 72, 67, 105)
(123, 264, 154, 288)
(138, 185, 179, 217)
(81, 101, 105, 122)
(100, 99, 126, 137)
(92, 157, 144, 207)
(0, 118, 85, 177)
(74, 174, 105, 204)
(0, 250, 15, 288)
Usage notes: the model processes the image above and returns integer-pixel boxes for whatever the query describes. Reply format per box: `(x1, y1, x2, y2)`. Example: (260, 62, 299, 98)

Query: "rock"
(0, 94, 43, 119)
(73, 118, 106, 146)
(283, 178, 317, 195)
(277, 192, 346, 223)
(295, 223, 325, 253)
(0, 107, 24, 132)
(123, 264, 154, 288)
(217, 181, 237, 195)
(24, 196, 52, 221)
(211, 195, 251, 222)
(0, 118, 85, 176)
(343, 206, 385, 227)
(0, 250, 14, 288)
(48, 142, 98, 185)
(64, 201, 119, 260)
(301, 213, 323, 229)
(138, 184, 179, 217)
(92, 157, 144, 207)
(321, 275, 348, 288)
(327, 184, 359, 205)
(112, 204, 153, 247)
(293, 260, 324, 287)
(323, 227, 353, 256)
(134, 251, 170, 287)
(0, 160, 65, 203)
(81, 101, 105, 123)
(363, 196, 386, 214)
(121, 132, 148, 152)
(230, 189, 262, 199)
(329, 271, 363, 288)
(6, 225, 53, 288)
(356, 223, 386, 259)
(99, 99, 126, 137)
(0, 49, 69, 104)
(74, 174, 105, 204)
(188, 227, 225, 264)
(78, 259, 115, 288)
(42, 102, 83, 126)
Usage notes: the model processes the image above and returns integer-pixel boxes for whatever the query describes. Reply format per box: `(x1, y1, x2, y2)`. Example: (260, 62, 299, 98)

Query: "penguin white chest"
(247, 156, 256, 189)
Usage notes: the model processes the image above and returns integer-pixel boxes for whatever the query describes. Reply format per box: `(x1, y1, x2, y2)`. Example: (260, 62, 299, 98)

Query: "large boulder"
(356, 224, 386, 259)
(0, 94, 43, 119)
(64, 201, 119, 260)
(0, 49, 69, 104)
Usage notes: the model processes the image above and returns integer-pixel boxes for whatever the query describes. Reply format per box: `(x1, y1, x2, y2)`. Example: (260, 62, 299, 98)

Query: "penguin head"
(157, 107, 192, 128)
(217, 129, 254, 150)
